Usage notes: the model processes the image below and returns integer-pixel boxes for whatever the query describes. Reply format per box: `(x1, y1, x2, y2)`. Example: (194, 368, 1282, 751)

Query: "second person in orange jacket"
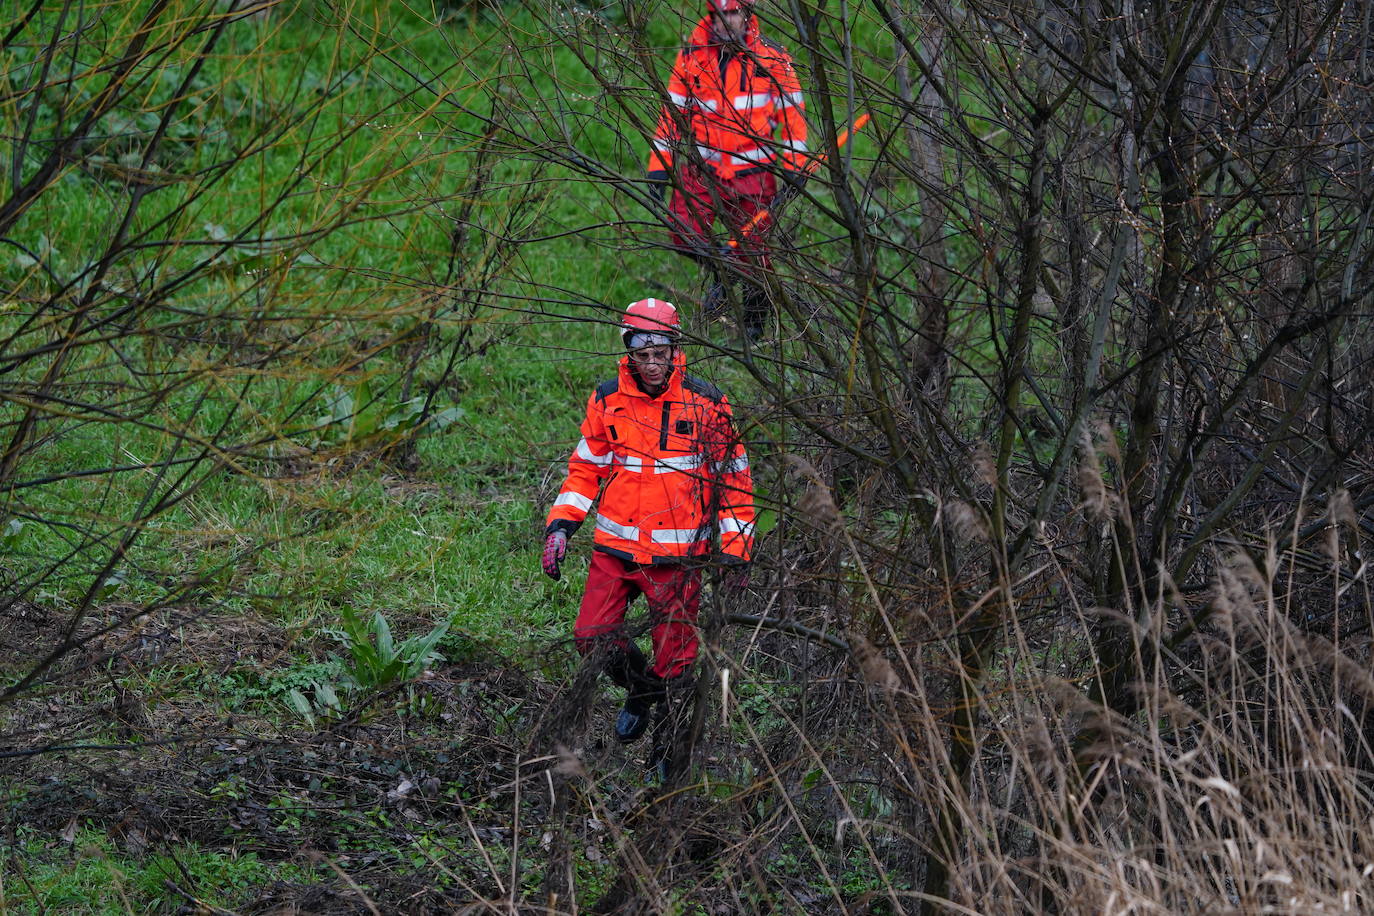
(645, 0, 808, 339)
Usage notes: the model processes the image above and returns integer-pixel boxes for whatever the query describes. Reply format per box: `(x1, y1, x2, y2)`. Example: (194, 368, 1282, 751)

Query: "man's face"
(710, 8, 749, 45)
(629, 343, 675, 391)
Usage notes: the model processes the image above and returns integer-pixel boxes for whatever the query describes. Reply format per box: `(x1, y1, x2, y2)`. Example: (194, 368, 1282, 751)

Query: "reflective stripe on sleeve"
(554, 491, 594, 512)
(574, 437, 612, 466)
(715, 455, 749, 475)
(669, 92, 689, 108)
(778, 138, 808, 153)
(652, 139, 673, 152)
(596, 515, 641, 542)
(780, 90, 805, 108)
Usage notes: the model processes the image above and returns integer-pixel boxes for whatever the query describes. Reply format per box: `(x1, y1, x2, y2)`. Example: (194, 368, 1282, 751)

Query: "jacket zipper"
(659, 401, 673, 450)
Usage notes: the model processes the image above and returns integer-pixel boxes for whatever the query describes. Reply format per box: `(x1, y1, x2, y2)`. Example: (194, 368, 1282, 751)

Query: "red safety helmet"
(621, 298, 682, 349)
(707, 0, 755, 12)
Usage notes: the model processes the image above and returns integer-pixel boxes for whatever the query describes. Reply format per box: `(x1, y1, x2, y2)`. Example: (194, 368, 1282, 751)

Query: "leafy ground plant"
(284, 607, 448, 726)
(332, 607, 449, 694)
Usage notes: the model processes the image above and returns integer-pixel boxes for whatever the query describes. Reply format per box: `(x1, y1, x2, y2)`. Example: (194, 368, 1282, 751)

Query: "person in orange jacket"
(645, 0, 808, 338)
(542, 298, 755, 742)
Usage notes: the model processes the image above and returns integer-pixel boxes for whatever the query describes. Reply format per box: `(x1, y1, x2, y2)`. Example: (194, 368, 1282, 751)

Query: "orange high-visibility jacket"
(645, 16, 807, 182)
(546, 352, 754, 565)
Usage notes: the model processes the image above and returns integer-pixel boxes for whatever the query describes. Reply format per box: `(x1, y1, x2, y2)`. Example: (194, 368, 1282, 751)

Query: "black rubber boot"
(741, 283, 769, 341)
(603, 643, 648, 692)
(615, 671, 665, 743)
(604, 645, 665, 744)
(616, 695, 653, 743)
(703, 281, 729, 319)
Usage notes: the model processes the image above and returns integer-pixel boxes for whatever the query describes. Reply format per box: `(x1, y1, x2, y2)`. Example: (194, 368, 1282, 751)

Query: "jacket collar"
(617, 349, 687, 401)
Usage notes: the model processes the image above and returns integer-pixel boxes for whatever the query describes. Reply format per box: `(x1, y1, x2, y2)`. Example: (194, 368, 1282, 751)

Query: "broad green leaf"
(284, 689, 315, 727)
(313, 681, 341, 712)
(372, 611, 394, 662)
(1, 518, 24, 550)
(427, 406, 466, 429)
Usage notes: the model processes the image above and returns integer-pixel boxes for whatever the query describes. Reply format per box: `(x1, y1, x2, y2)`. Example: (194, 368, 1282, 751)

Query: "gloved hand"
(646, 169, 670, 204)
(777, 169, 808, 204)
(542, 531, 568, 580)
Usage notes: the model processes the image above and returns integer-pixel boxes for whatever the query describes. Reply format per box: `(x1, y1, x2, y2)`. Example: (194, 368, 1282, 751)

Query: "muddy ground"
(1, 601, 848, 914)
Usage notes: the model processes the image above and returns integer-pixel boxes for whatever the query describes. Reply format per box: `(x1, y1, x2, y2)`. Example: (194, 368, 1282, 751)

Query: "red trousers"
(574, 551, 702, 679)
(668, 168, 778, 264)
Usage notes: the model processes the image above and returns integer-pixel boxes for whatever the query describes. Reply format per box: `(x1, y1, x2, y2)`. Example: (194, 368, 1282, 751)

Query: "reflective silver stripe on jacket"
(652, 139, 673, 153)
(715, 455, 749, 475)
(651, 527, 706, 545)
(778, 90, 804, 109)
(732, 92, 773, 110)
(596, 515, 641, 542)
(575, 437, 612, 466)
(698, 143, 778, 164)
(554, 491, 593, 512)
(730, 146, 774, 163)
(777, 138, 808, 153)
(655, 454, 704, 474)
(672, 93, 718, 112)
(719, 517, 755, 538)
(614, 453, 644, 472)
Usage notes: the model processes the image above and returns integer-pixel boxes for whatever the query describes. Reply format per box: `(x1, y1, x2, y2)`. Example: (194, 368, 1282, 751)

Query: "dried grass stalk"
(848, 631, 902, 693)
(947, 499, 991, 544)
(1077, 426, 1114, 521)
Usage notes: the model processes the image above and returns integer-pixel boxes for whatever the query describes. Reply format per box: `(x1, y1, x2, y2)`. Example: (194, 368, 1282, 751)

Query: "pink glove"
(542, 531, 568, 580)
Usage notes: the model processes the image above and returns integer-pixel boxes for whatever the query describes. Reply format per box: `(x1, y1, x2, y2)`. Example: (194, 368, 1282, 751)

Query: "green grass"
(1, 827, 308, 914)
